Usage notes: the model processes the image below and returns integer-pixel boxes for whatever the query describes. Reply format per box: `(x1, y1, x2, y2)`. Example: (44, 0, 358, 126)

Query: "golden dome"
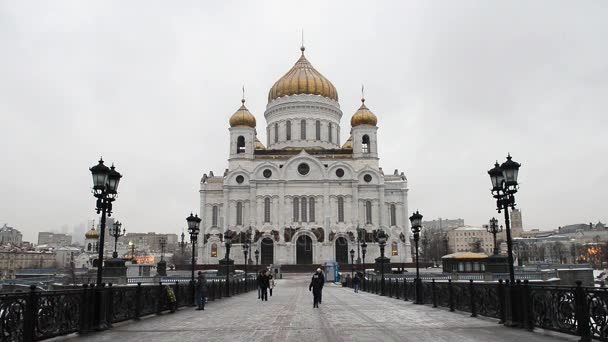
(268, 47, 338, 103)
(341, 135, 353, 149)
(254, 137, 266, 150)
(85, 227, 99, 239)
(350, 98, 377, 127)
(229, 99, 256, 128)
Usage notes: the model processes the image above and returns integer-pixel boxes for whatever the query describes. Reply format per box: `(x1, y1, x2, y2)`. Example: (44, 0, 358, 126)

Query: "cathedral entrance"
(261, 237, 274, 265)
(335, 237, 349, 264)
(296, 235, 313, 264)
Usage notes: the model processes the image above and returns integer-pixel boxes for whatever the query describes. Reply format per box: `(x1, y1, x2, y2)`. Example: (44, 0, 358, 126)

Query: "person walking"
(268, 273, 275, 297)
(258, 270, 269, 301)
(309, 268, 324, 308)
(352, 272, 361, 293)
(195, 271, 207, 310)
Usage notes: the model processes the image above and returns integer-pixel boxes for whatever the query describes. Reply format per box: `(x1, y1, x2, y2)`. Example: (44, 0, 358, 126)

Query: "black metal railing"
(0, 278, 256, 342)
(349, 277, 607, 342)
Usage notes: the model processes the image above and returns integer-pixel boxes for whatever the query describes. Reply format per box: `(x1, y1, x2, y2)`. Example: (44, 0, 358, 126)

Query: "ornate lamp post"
(186, 213, 201, 304)
(356, 225, 362, 265)
(89, 158, 122, 286)
(242, 240, 250, 279)
(129, 241, 136, 262)
(110, 220, 125, 259)
(488, 154, 521, 283)
(409, 210, 423, 305)
(486, 217, 503, 255)
(361, 241, 367, 266)
(224, 230, 232, 297)
(377, 230, 387, 296)
(254, 249, 259, 268)
(350, 249, 355, 277)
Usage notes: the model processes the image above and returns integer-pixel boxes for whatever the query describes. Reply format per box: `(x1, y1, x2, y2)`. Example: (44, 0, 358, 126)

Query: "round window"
(236, 175, 244, 184)
(298, 163, 310, 176)
(364, 174, 372, 183)
(263, 169, 272, 178)
(335, 168, 344, 178)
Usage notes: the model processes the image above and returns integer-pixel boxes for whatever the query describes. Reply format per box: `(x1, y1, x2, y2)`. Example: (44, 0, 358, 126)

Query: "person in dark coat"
(257, 270, 269, 301)
(352, 272, 361, 293)
(195, 271, 207, 310)
(309, 268, 325, 308)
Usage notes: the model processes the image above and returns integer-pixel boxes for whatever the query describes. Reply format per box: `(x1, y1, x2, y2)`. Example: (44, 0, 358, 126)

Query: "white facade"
(198, 48, 411, 266)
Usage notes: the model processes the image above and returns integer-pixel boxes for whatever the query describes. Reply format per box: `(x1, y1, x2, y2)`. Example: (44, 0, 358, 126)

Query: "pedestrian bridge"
(55, 275, 577, 342)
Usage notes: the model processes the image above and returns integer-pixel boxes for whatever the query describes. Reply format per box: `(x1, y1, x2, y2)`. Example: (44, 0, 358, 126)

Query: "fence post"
(157, 281, 164, 315)
(23, 285, 38, 342)
(469, 279, 477, 317)
(403, 279, 408, 301)
(106, 283, 114, 328)
(78, 284, 90, 335)
(498, 279, 506, 324)
(135, 282, 142, 320)
(432, 279, 437, 308)
(395, 280, 400, 299)
(448, 280, 454, 312)
(521, 280, 533, 331)
(174, 281, 180, 310)
(575, 281, 592, 342)
(388, 279, 392, 298)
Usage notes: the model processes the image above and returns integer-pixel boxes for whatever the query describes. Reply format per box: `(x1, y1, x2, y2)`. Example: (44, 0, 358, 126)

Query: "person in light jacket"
(268, 273, 275, 296)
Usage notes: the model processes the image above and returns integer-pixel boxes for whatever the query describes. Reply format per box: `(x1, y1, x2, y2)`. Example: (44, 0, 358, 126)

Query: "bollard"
(106, 283, 114, 328)
(575, 281, 592, 341)
(23, 284, 38, 342)
(498, 279, 505, 324)
(521, 280, 532, 331)
(135, 282, 142, 320)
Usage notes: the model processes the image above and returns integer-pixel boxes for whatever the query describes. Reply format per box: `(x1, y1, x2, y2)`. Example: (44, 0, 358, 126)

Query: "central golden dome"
(268, 47, 338, 103)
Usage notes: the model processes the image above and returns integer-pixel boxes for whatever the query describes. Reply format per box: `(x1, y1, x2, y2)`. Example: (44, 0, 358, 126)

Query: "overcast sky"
(1, 1, 607, 242)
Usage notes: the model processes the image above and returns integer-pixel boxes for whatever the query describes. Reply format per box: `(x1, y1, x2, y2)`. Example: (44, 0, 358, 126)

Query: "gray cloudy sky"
(1, 1, 607, 242)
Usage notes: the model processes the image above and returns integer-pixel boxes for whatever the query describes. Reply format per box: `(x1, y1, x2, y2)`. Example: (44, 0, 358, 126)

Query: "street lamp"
(488, 154, 521, 283)
(159, 237, 167, 261)
(409, 210, 423, 305)
(109, 220, 125, 259)
(242, 240, 250, 280)
(356, 225, 363, 265)
(361, 240, 367, 266)
(224, 230, 233, 297)
(350, 249, 355, 278)
(186, 213, 201, 305)
(89, 158, 122, 286)
(254, 249, 259, 268)
(486, 217, 503, 255)
(377, 230, 387, 296)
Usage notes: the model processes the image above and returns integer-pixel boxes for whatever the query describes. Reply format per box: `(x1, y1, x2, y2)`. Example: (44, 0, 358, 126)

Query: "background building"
(0, 224, 23, 245)
(37, 232, 72, 247)
(448, 226, 505, 255)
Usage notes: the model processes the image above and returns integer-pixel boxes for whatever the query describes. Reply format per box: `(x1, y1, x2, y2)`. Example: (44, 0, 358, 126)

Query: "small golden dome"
(268, 47, 338, 103)
(341, 135, 353, 149)
(229, 99, 256, 128)
(350, 99, 377, 127)
(254, 137, 266, 150)
(85, 227, 99, 239)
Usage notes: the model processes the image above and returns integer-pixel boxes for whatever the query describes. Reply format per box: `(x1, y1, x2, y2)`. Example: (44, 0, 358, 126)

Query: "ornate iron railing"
(0, 278, 256, 342)
(355, 277, 604, 342)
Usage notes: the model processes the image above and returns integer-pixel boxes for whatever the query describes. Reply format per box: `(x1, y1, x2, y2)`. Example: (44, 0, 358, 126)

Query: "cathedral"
(198, 46, 411, 266)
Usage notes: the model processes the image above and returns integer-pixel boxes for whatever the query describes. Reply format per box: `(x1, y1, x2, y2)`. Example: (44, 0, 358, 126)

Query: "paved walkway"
(58, 275, 578, 342)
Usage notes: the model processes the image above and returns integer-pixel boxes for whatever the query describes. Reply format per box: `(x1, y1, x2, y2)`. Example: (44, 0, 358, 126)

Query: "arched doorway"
(335, 237, 349, 264)
(296, 235, 313, 264)
(261, 237, 274, 265)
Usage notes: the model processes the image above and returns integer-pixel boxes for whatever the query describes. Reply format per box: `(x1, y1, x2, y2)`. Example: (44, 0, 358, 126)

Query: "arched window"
(212, 206, 218, 227)
(301, 197, 308, 222)
(286, 121, 291, 141)
(392, 241, 398, 256)
(211, 243, 218, 257)
(293, 197, 299, 222)
(390, 204, 397, 226)
(274, 123, 278, 143)
(315, 120, 321, 140)
(87, 243, 92, 251)
(329, 123, 333, 143)
(362, 135, 370, 154)
(301, 119, 306, 140)
(309, 197, 315, 222)
(365, 201, 372, 224)
(267, 127, 270, 146)
(337, 127, 340, 145)
(236, 202, 243, 226)
(236, 136, 245, 154)
(264, 198, 271, 223)
(338, 197, 345, 222)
